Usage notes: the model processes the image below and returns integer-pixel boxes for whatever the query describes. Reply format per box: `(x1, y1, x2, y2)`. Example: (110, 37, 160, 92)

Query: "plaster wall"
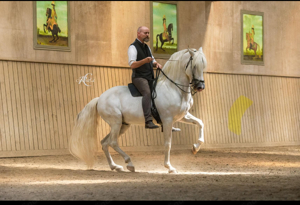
(0, 1, 299, 77)
(204, 1, 300, 77)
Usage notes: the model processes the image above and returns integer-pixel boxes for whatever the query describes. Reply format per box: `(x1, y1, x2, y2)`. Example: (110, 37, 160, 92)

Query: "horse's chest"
(176, 100, 192, 119)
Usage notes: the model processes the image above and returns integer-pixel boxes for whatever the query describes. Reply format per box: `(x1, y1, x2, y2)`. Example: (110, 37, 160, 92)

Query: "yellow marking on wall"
(228, 96, 253, 135)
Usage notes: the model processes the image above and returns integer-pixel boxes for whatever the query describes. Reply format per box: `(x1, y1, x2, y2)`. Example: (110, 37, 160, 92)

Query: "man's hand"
(145, 57, 153, 63)
(154, 62, 162, 69)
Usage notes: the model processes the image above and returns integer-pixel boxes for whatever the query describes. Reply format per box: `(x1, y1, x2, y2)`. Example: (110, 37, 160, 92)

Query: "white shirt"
(128, 38, 156, 67)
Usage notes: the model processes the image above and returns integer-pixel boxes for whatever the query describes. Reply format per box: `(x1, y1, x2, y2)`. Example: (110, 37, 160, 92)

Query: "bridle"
(153, 54, 205, 97)
(185, 55, 205, 89)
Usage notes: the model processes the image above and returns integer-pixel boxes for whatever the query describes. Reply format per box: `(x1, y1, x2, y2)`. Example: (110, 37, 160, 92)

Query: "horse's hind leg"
(49, 34, 55, 42)
(101, 132, 124, 172)
(54, 34, 59, 42)
(109, 124, 136, 172)
(161, 42, 165, 51)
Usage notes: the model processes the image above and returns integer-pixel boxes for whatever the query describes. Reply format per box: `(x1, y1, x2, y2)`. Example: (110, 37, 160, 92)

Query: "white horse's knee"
(200, 121, 204, 128)
(196, 119, 204, 128)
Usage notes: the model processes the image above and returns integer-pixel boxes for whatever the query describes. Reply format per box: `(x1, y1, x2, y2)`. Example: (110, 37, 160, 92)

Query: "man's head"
(137, 26, 150, 43)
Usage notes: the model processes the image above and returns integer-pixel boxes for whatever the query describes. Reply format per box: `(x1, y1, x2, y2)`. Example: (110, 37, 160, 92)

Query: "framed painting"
(241, 10, 264, 65)
(33, 1, 70, 51)
(150, 1, 178, 59)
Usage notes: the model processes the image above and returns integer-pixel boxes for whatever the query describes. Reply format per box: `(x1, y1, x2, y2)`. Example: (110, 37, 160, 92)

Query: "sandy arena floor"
(0, 145, 300, 200)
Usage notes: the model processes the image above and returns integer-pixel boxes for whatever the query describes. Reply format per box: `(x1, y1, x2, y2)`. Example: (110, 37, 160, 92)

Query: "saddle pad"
(128, 83, 142, 97)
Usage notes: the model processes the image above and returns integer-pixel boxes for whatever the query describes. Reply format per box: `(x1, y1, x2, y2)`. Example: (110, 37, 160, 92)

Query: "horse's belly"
(120, 97, 145, 124)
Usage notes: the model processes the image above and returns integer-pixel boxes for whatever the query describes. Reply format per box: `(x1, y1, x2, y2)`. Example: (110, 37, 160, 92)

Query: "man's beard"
(144, 37, 149, 42)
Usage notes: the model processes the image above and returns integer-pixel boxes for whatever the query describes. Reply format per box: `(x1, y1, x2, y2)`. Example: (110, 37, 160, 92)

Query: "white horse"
(69, 47, 207, 173)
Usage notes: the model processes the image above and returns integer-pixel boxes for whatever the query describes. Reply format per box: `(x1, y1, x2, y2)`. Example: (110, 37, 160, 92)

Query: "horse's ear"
(198, 47, 203, 52)
(188, 49, 195, 57)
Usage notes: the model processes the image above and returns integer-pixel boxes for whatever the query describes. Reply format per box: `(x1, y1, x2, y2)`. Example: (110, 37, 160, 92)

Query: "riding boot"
(145, 120, 159, 129)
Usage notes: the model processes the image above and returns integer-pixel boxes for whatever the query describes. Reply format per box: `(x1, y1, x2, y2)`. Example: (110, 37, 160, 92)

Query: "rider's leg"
(132, 77, 158, 128)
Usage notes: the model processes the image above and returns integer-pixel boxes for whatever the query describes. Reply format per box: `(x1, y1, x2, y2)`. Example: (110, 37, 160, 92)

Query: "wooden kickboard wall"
(0, 60, 299, 157)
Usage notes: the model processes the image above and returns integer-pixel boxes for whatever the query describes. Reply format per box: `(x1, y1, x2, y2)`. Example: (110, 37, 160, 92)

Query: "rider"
(249, 25, 255, 50)
(46, 1, 58, 31)
(128, 26, 162, 129)
(51, 1, 57, 22)
(162, 15, 169, 42)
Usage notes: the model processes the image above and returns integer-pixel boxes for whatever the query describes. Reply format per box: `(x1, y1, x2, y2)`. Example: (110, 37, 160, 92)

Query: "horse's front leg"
(163, 121, 177, 173)
(179, 112, 204, 154)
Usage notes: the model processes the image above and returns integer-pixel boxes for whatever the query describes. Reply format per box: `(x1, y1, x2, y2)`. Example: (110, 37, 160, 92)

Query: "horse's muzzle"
(194, 82, 205, 92)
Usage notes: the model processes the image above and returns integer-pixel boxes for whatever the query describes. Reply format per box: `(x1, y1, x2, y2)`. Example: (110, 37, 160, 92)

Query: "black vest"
(131, 39, 154, 81)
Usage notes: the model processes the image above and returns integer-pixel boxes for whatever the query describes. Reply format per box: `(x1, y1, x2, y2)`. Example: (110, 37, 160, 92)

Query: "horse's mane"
(168, 23, 173, 33)
(157, 48, 206, 84)
(157, 49, 189, 83)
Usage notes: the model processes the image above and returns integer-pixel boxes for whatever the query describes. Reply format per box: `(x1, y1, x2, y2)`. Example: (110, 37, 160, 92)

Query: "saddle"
(128, 81, 163, 130)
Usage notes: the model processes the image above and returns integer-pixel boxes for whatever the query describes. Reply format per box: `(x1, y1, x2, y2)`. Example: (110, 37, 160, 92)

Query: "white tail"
(69, 97, 100, 169)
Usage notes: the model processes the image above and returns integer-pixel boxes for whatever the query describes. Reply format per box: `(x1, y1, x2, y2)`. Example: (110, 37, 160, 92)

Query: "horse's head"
(184, 47, 207, 92)
(46, 8, 52, 18)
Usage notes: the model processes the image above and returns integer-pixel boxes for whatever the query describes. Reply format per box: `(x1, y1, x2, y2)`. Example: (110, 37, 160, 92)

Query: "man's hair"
(137, 26, 147, 32)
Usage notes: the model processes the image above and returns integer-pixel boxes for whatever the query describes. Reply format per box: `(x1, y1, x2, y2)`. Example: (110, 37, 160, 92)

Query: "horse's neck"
(158, 65, 191, 95)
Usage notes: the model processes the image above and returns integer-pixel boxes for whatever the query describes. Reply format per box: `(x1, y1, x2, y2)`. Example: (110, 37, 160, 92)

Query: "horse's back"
(99, 85, 130, 103)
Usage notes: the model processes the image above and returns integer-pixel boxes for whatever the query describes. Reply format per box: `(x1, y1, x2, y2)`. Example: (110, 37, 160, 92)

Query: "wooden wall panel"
(0, 61, 7, 151)
(0, 60, 300, 157)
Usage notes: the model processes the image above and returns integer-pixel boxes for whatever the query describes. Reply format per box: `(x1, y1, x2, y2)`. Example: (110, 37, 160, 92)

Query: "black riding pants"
(132, 77, 152, 123)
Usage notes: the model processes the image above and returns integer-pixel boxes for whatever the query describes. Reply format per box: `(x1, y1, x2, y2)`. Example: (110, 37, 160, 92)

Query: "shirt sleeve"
(149, 47, 156, 64)
(128, 45, 137, 67)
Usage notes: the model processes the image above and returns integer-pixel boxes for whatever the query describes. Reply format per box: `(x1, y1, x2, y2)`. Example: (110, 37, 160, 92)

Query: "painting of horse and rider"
(241, 10, 264, 65)
(33, 1, 70, 51)
(151, 2, 178, 58)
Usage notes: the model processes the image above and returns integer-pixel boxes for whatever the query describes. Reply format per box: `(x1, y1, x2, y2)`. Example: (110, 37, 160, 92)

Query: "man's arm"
(130, 57, 153, 69)
(128, 45, 153, 69)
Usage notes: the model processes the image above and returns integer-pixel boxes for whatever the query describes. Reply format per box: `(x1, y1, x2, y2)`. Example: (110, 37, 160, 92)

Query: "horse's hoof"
(127, 165, 135, 172)
(111, 165, 124, 172)
(172, 127, 181, 132)
(115, 167, 124, 172)
(168, 169, 178, 174)
(192, 144, 197, 155)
